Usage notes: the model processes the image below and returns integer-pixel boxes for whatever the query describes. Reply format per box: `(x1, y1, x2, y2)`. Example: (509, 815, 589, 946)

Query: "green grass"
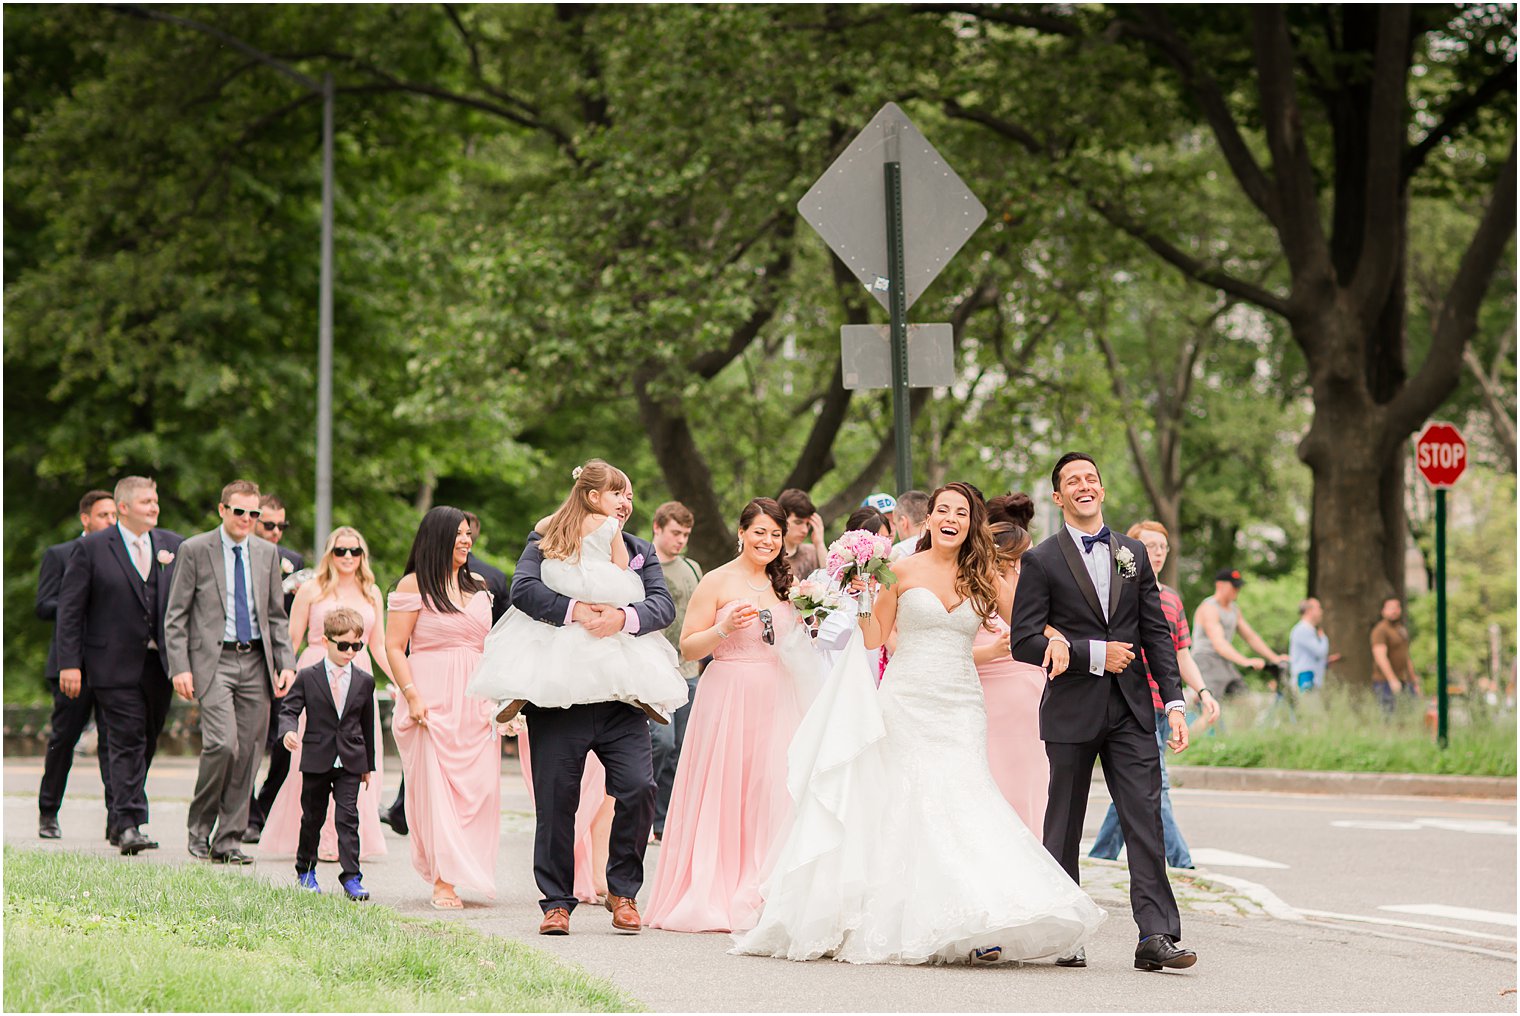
(1181, 687, 1517, 776)
(3, 848, 642, 1012)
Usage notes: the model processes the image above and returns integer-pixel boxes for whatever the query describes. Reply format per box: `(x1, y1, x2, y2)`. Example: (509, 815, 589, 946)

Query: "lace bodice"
(714, 601, 796, 664)
(892, 587, 981, 663)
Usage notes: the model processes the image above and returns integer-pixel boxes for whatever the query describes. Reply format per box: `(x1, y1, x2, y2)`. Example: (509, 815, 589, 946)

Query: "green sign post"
(1415, 421, 1468, 748)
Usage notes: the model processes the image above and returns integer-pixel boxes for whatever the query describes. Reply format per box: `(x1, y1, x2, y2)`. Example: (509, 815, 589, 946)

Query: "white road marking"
(1331, 820, 1423, 831)
(1379, 904, 1518, 927)
(1186, 847, 1290, 869)
(1331, 817, 1517, 834)
(1298, 907, 1518, 944)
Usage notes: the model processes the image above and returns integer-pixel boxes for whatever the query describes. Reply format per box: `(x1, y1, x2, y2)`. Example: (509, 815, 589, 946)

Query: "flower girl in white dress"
(468, 461, 690, 726)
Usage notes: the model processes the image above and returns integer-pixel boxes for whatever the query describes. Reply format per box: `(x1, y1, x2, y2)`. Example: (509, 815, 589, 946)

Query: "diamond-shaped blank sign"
(800, 103, 987, 313)
(840, 323, 955, 391)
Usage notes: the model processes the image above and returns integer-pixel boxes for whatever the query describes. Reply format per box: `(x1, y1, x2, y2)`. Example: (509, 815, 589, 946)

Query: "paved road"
(6, 756, 1514, 1012)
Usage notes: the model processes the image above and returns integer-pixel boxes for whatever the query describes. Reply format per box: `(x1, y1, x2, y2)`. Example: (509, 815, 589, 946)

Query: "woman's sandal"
(431, 894, 464, 910)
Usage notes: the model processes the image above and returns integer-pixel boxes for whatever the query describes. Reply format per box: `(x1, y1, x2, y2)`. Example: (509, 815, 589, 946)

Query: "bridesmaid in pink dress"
(258, 527, 392, 862)
(386, 507, 500, 910)
(646, 498, 808, 933)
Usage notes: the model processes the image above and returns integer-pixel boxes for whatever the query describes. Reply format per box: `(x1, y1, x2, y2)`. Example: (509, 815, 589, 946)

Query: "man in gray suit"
(165, 479, 295, 863)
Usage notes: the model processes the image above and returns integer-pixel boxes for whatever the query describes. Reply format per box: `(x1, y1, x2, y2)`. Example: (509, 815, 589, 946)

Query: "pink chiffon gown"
(646, 601, 805, 933)
(516, 729, 607, 904)
(974, 613, 1049, 836)
(258, 597, 388, 861)
(388, 589, 500, 897)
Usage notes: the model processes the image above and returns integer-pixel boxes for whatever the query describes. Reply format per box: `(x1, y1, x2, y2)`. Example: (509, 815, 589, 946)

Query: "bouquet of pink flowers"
(790, 578, 843, 633)
(826, 529, 897, 618)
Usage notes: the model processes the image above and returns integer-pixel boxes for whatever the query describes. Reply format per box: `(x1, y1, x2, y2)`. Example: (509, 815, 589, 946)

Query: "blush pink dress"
(646, 602, 806, 933)
(258, 596, 388, 861)
(975, 612, 1049, 836)
(389, 589, 500, 897)
(516, 729, 607, 904)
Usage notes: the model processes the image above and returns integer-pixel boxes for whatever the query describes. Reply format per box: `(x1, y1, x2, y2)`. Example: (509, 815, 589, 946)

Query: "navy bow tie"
(1080, 526, 1111, 554)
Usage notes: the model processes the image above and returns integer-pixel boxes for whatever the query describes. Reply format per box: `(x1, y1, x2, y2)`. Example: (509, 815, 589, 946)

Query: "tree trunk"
(633, 372, 733, 570)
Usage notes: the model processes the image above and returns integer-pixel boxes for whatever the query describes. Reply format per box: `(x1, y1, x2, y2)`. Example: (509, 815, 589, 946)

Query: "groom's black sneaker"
(1134, 935, 1196, 971)
(1055, 947, 1086, 968)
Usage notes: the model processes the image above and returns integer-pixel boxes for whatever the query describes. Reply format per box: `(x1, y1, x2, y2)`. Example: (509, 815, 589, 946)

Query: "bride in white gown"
(733, 482, 1105, 965)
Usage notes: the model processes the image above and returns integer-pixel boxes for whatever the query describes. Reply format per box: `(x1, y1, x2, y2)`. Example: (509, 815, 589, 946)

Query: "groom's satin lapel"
(1107, 540, 1122, 620)
(1056, 529, 1106, 625)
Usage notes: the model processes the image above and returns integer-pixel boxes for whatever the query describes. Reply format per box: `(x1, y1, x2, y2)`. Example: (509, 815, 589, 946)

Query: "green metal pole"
(884, 158, 911, 493)
(1436, 487, 1448, 748)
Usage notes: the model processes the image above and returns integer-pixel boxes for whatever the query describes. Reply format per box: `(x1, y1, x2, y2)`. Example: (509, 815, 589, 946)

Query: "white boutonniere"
(280, 557, 294, 574)
(156, 549, 175, 569)
(1115, 545, 1137, 580)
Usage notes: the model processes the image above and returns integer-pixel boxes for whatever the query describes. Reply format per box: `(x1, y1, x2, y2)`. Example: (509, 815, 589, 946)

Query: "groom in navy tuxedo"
(1010, 452, 1196, 972)
(510, 484, 673, 936)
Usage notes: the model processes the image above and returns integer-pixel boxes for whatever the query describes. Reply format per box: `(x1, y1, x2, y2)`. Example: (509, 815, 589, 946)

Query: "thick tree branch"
(108, 4, 321, 90)
(1123, 9, 1278, 225)
(1347, 5, 1413, 318)
(942, 99, 1046, 156)
(1405, 60, 1518, 179)
(685, 247, 794, 380)
(1095, 329, 1164, 512)
(1088, 198, 1291, 316)
(1251, 7, 1333, 285)
(1389, 143, 1517, 436)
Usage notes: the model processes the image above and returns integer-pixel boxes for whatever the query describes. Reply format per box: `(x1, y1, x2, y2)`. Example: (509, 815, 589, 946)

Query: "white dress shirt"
(117, 522, 152, 581)
(325, 659, 351, 768)
(219, 526, 261, 641)
(1066, 522, 1112, 677)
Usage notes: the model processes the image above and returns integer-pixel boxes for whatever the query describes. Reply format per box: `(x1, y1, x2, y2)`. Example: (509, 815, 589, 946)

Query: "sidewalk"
(5, 757, 1513, 1012)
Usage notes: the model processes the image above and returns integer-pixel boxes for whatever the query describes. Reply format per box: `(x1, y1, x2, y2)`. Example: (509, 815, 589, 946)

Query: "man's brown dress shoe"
(539, 908, 570, 935)
(606, 894, 641, 932)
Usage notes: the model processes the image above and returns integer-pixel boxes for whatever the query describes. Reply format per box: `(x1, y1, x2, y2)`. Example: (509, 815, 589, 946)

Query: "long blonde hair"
(539, 460, 630, 561)
(313, 526, 380, 607)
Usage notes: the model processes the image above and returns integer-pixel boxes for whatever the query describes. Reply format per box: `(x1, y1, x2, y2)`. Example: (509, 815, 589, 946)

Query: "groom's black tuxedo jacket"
(1010, 526, 1182, 742)
(509, 530, 675, 635)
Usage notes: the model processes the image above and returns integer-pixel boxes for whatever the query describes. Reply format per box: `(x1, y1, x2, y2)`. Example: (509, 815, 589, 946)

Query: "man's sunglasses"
(332, 640, 365, 652)
(759, 608, 775, 646)
(332, 546, 364, 558)
(223, 504, 262, 519)
(260, 520, 291, 533)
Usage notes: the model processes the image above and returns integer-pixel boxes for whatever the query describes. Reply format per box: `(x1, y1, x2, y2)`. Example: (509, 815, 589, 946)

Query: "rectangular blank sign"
(841, 323, 954, 390)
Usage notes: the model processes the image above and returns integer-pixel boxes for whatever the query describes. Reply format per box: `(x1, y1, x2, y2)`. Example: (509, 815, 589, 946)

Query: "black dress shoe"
(188, 838, 211, 860)
(383, 809, 408, 836)
(210, 848, 254, 865)
(241, 826, 262, 845)
(39, 816, 61, 840)
(106, 823, 119, 846)
(118, 827, 152, 855)
(1055, 947, 1086, 968)
(1134, 935, 1197, 971)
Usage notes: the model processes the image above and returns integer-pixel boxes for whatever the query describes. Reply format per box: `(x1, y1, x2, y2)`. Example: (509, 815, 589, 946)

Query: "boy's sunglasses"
(332, 640, 365, 652)
(260, 520, 291, 532)
(332, 546, 365, 558)
(222, 504, 262, 519)
(759, 608, 775, 645)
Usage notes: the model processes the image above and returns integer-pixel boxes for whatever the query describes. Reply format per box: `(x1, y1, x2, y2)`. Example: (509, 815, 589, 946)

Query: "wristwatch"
(1197, 686, 1212, 697)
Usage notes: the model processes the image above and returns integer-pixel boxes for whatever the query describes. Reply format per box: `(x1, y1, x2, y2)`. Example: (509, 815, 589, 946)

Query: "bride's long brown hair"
(924, 481, 1002, 625)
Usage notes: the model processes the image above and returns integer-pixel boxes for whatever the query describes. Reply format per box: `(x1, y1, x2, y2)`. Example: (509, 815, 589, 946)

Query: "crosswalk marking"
(1186, 847, 1289, 869)
(1380, 904, 1517, 927)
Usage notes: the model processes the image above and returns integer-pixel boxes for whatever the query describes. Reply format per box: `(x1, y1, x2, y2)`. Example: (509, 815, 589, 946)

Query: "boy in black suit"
(277, 606, 375, 900)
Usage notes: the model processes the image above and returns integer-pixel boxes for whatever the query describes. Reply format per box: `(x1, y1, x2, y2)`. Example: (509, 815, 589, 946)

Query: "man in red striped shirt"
(1089, 521, 1219, 868)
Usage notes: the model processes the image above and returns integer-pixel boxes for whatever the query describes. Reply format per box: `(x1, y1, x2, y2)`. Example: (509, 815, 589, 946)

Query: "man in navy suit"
(36, 489, 119, 841)
(512, 482, 673, 936)
(55, 476, 184, 855)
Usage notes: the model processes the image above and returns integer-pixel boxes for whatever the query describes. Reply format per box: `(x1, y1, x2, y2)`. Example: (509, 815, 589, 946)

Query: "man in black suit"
(244, 492, 305, 843)
(55, 476, 184, 855)
(1010, 452, 1196, 972)
(37, 489, 119, 840)
(277, 604, 376, 900)
(512, 482, 673, 936)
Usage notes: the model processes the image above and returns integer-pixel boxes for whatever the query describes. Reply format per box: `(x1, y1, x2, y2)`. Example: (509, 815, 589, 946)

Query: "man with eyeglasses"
(55, 477, 184, 854)
(165, 479, 296, 863)
(243, 493, 306, 843)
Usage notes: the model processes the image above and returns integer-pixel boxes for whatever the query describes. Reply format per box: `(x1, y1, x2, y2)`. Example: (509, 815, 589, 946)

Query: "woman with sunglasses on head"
(646, 498, 822, 934)
(257, 527, 394, 863)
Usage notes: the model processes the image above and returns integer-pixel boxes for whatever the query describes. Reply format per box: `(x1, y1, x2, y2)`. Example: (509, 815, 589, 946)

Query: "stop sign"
(1416, 422, 1468, 488)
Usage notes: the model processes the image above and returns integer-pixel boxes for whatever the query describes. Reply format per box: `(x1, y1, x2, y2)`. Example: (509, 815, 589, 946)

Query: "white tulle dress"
(731, 586, 1105, 965)
(466, 517, 690, 721)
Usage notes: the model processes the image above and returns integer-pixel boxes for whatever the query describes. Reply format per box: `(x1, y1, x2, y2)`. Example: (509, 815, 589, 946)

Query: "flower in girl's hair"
(825, 530, 898, 587)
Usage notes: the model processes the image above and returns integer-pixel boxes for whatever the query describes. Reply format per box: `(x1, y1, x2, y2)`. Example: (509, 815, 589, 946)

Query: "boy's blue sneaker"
(297, 871, 321, 893)
(342, 876, 370, 901)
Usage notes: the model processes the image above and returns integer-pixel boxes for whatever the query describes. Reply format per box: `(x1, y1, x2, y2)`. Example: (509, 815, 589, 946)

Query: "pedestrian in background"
(1289, 598, 1339, 692)
(1371, 597, 1422, 714)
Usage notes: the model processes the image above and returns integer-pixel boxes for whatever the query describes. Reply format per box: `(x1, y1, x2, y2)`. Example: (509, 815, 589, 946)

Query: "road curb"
(1168, 764, 1516, 799)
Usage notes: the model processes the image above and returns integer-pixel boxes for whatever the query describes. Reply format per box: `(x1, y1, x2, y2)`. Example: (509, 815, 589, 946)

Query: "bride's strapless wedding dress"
(732, 586, 1105, 965)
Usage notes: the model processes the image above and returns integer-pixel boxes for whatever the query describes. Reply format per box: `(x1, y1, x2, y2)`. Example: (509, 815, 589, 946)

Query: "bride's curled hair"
(926, 481, 1003, 626)
(737, 497, 793, 600)
(540, 459, 630, 562)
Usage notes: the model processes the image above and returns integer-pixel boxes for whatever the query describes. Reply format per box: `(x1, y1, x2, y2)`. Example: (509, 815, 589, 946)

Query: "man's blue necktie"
(1081, 526, 1112, 554)
(232, 545, 253, 643)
